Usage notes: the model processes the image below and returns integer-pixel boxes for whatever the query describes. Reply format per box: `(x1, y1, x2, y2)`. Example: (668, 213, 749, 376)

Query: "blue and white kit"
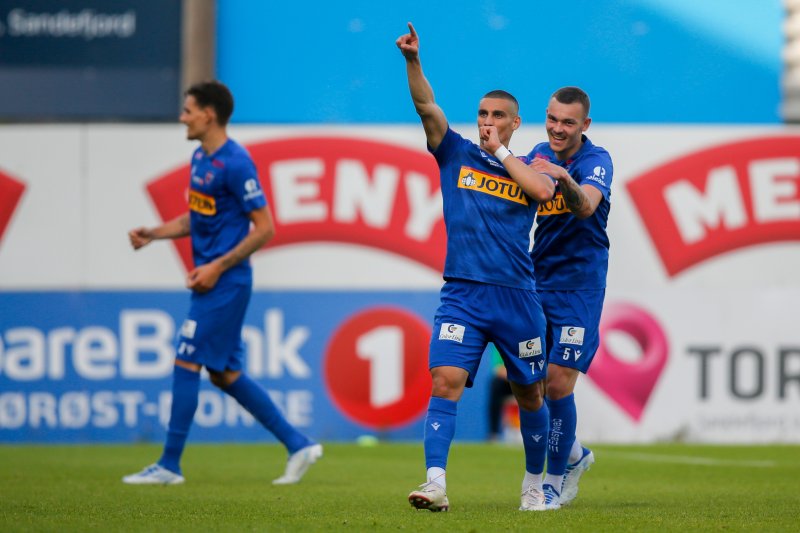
(527, 135, 613, 372)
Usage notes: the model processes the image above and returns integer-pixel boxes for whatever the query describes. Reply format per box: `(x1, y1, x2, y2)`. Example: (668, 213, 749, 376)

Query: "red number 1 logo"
(323, 307, 432, 429)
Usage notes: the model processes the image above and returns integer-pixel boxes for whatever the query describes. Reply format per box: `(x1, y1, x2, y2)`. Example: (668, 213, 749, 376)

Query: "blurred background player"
(396, 22, 556, 512)
(123, 80, 321, 486)
(526, 86, 613, 509)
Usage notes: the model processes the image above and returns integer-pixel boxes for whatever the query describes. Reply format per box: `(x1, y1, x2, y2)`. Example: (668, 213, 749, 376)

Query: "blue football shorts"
(428, 279, 548, 387)
(540, 289, 606, 373)
(175, 281, 251, 373)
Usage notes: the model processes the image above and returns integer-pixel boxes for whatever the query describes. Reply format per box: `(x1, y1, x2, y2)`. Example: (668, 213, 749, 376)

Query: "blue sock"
(546, 394, 577, 476)
(158, 365, 200, 475)
(519, 402, 549, 475)
(224, 373, 312, 454)
(423, 397, 458, 469)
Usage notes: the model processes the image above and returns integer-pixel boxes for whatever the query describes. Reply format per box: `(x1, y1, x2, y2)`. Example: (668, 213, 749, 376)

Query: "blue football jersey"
(527, 135, 613, 289)
(432, 128, 538, 290)
(187, 139, 267, 285)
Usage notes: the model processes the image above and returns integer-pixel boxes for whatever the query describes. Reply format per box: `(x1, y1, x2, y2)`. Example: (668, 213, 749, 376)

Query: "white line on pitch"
(600, 450, 776, 468)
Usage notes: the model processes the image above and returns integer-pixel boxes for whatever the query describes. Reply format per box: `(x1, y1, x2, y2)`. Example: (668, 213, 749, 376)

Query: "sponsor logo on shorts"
(457, 166, 529, 205)
(518, 337, 543, 358)
(180, 319, 197, 339)
(439, 323, 465, 343)
(560, 326, 585, 345)
(188, 189, 216, 215)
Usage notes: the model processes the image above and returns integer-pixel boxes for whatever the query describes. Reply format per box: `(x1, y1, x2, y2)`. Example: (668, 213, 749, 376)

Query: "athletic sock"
(568, 438, 584, 464)
(522, 470, 543, 492)
(544, 473, 564, 491)
(546, 394, 578, 476)
(158, 365, 200, 474)
(519, 402, 549, 478)
(423, 397, 458, 472)
(426, 466, 447, 490)
(225, 373, 311, 454)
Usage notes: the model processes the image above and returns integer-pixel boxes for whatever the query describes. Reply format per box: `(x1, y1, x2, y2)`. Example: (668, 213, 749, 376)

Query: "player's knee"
(546, 375, 579, 400)
(430, 370, 465, 400)
(545, 366, 579, 400)
(209, 370, 241, 389)
(512, 380, 545, 411)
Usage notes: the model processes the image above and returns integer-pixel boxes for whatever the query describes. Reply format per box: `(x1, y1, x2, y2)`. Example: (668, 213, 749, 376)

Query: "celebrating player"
(526, 86, 614, 509)
(123, 80, 322, 486)
(396, 22, 556, 512)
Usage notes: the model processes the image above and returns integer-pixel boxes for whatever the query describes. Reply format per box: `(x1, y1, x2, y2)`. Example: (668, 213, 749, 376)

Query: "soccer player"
(526, 86, 614, 509)
(396, 23, 556, 512)
(123, 80, 321, 486)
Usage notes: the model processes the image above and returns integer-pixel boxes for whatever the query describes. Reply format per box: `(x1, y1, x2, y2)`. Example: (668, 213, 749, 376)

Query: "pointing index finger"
(408, 22, 417, 38)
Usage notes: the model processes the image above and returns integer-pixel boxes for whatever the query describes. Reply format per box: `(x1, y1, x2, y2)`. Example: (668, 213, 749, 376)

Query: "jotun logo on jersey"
(188, 189, 216, 215)
(537, 192, 569, 216)
(457, 166, 528, 205)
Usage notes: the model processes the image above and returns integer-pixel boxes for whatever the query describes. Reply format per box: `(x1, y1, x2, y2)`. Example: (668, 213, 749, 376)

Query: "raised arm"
(530, 158, 603, 218)
(396, 22, 447, 150)
(128, 212, 190, 250)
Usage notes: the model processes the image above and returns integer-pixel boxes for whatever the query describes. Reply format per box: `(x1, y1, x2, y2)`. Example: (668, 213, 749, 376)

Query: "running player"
(526, 86, 613, 509)
(397, 22, 556, 512)
(123, 80, 321, 486)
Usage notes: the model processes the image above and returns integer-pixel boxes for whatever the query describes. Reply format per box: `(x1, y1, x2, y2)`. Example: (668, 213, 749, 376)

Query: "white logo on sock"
(531, 434, 542, 442)
(431, 422, 441, 431)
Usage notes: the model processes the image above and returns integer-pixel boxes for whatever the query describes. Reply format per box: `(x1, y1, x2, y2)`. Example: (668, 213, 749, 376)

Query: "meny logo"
(146, 137, 446, 271)
(627, 136, 800, 276)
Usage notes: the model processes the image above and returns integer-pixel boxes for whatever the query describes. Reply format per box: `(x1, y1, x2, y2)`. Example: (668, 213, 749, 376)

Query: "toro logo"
(0, 169, 25, 246)
(627, 136, 800, 276)
(145, 136, 446, 270)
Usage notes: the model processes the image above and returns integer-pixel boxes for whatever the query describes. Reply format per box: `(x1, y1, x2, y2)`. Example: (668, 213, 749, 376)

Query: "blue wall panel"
(217, 0, 782, 124)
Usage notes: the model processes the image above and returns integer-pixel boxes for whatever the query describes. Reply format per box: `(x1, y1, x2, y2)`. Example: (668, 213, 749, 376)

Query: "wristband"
(494, 145, 512, 162)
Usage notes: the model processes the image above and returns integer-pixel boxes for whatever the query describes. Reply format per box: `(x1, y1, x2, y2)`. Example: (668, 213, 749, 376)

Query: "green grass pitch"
(1, 442, 798, 531)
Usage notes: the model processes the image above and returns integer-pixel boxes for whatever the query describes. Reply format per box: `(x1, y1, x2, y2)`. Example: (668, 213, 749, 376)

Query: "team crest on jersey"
(537, 191, 570, 216)
(457, 166, 528, 205)
(439, 323, 466, 343)
(188, 189, 217, 215)
(560, 326, 585, 345)
(518, 337, 543, 358)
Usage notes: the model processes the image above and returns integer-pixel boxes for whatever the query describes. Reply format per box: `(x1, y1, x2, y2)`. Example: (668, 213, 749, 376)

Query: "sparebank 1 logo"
(323, 307, 432, 429)
(627, 136, 800, 276)
(0, 169, 26, 246)
(145, 136, 446, 272)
